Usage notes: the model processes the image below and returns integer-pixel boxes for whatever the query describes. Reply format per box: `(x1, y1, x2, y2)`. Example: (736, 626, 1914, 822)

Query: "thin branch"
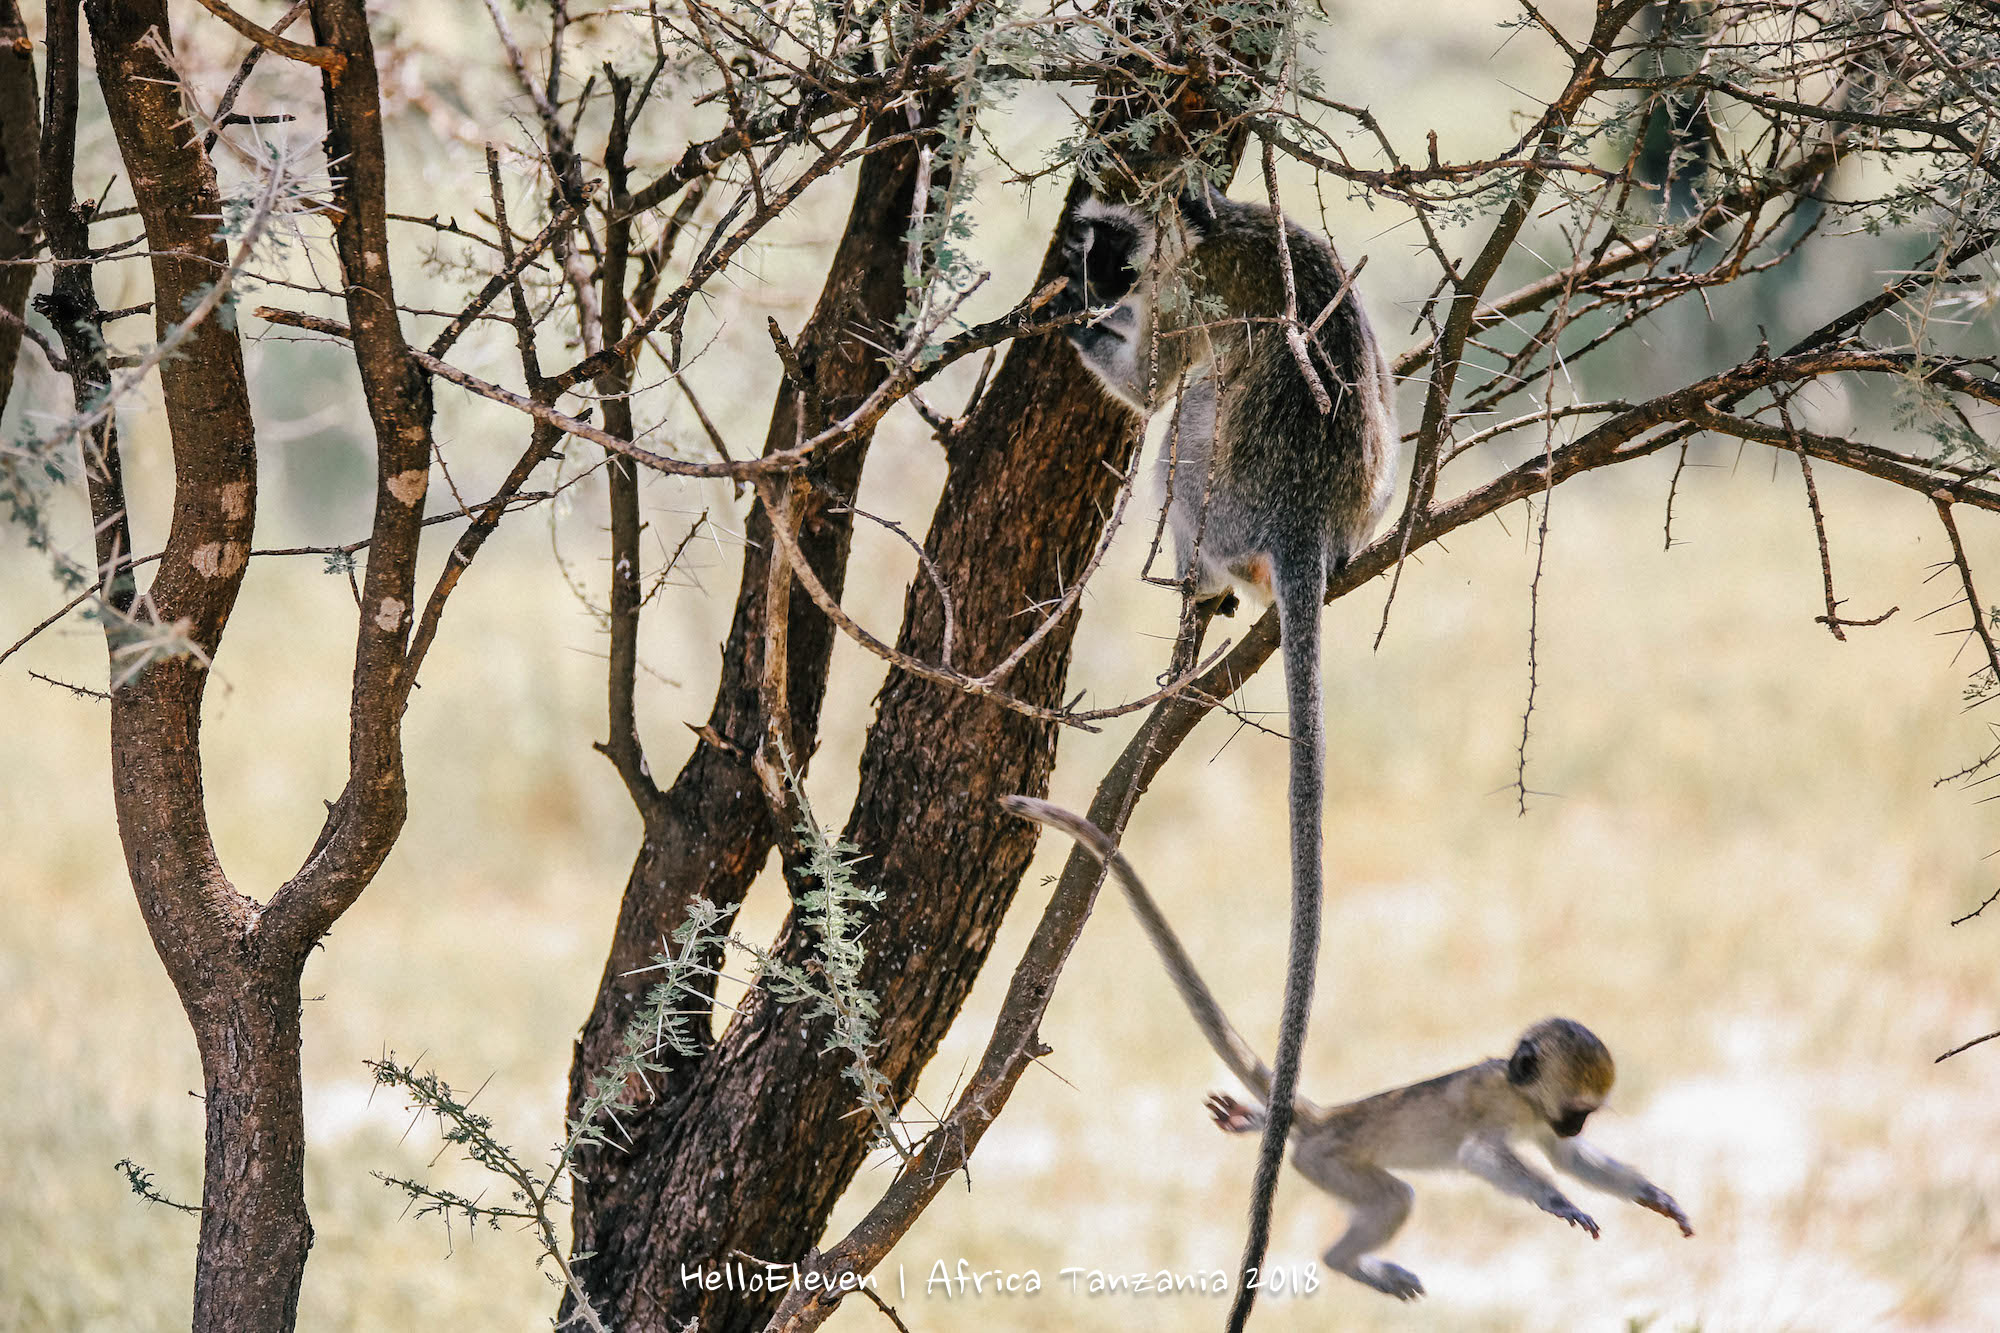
(856, 1288, 913, 1333)
(1260, 137, 1331, 413)
(1931, 497, 2000, 687)
(1936, 1029, 2000, 1063)
(257, 305, 808, 480)
(835, 502, 958, 670)
(752, 475, 1230, 731)
(29, 669, 111, 701)
(1377, 3, 1639, 644)
(1790, 416, 1847, 641)
(976, 453, 1139, 690)
(201, 0, 310, 154)
(399, 421, 564, 699)
(427, 181, 592, 360)
(1393, 138, 1849, 381)
(1951, 884, 2000, 927)
(188, 0, 342, 71)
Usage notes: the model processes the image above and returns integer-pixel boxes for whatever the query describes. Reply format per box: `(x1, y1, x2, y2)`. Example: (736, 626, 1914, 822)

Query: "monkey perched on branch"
(1003, 796, 1693, 1301)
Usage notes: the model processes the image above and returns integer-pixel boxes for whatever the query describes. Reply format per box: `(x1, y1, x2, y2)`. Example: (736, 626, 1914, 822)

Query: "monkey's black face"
(1551, 1107, 1593, 1138)
(1058, 215, 1142, 313)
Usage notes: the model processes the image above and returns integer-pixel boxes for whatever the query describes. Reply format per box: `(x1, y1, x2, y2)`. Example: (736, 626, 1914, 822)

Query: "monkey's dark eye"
(1552, 1108, 1591, 1138)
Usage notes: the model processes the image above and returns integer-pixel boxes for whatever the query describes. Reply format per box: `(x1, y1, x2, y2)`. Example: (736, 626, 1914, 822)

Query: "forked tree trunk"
(38, 3, 428, 1328)
(564, 164, 1138, 1327)
(563, 19, 1258, 1322)
(76, 2, 311, 1325)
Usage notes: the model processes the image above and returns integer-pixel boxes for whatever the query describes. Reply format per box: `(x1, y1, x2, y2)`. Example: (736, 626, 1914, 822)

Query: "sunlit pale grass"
(7, 430, 2000, 1332)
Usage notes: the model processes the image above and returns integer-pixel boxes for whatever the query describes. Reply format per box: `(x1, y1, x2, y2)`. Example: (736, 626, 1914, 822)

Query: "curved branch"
(189, 0, 342, 71)
(753, 476, 1230, 731)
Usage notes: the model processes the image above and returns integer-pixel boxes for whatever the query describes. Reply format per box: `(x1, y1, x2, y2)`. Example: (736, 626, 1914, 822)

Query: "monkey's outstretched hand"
(1637, 1185, 1695, 1237)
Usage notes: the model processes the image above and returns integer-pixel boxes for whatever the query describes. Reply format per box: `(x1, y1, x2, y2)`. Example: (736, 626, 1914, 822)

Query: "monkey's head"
(1058, 195, 1149, 315)
(1505, 1017, 1616, 1138)
(1057, 168, 1226, 318)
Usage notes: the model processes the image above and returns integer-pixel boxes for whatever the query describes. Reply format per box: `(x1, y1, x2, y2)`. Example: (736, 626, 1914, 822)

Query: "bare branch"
(1931, 497, 2000, 689)
(1936, 1029, 2000, 1063)
(189, 0, 342, 70)
(257, 305, 809, 479)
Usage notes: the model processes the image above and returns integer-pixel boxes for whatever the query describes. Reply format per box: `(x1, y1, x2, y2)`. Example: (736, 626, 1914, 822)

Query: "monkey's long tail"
(1226, 548, 1327, 1333)
(998, 795, 1274, 1100)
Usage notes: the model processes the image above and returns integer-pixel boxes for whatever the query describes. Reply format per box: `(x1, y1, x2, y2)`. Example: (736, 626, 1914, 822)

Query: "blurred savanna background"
(4, 0, 1999, 1330)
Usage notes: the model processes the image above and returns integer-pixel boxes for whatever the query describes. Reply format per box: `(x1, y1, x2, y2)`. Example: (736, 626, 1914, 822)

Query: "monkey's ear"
(1506, 1038, 1541, 1087)
(1176, 178, 1218, 233)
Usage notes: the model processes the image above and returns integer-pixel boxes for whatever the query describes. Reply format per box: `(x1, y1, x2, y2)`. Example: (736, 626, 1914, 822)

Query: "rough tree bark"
(563, 119, 932, 1120)
(0, 0, 36, 422)
(61, 1, 301, 1324)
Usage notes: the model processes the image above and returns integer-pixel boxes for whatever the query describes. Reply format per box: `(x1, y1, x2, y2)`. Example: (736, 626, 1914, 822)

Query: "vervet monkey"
(1051, 176, 1398, 1328)
(1001, 796, 1693, 1301)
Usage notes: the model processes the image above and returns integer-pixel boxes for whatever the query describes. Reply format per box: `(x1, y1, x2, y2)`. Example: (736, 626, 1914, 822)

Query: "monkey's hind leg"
(1206, 1092, 1265, 1134)
(1295, 1152, 1423, 1301)
(1200, 589, 1241, 618)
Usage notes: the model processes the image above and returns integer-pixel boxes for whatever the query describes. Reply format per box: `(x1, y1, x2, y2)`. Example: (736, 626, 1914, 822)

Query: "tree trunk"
(46, 3, 428, 1326)
(0, 0, 37, 424)
(565, 86, 960, 1318)
(565, 18, 1259, 1320)
(74, 3, 320, 1325)
(568, 167, 1134, 1323)
(565, 117, 929, 1123)
(187, 964, 313, 1329)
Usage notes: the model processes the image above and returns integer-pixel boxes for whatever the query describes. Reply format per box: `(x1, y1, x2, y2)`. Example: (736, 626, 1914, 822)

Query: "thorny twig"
(1932, 497, 2000, 692)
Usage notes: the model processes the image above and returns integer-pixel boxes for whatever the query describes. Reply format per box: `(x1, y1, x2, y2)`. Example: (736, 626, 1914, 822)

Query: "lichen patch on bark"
(385, 469, 428, 505)
(190, 541, 247, 578)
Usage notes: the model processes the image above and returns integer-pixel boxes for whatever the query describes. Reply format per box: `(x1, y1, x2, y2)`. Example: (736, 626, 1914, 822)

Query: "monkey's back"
(1308, 1059, 1539, 1171)
(1179, 200, 1398, 575)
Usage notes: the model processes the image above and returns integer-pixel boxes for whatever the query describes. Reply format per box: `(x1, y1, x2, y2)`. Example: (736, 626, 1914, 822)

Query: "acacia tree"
(3, 1, 1998, 1331)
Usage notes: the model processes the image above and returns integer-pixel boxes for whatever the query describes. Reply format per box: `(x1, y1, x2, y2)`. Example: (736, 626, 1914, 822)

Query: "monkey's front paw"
(1549, 1198, 1600, 1239)
(1639, 1187, 1694, 1237)
(1205, 1092, 1261, 1134)
(1362, 1261, 1424, 1301)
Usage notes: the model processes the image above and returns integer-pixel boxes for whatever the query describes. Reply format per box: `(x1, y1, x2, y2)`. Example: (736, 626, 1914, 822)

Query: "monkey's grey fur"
(1002, 796, 1695, 1302)
(1051, 179, 1397, 1330)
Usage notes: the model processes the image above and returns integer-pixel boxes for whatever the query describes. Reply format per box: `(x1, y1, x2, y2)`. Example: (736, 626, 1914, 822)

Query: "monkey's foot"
(1205, 1092, 1263, 1134)
(1638, 1187, 1694, 1237)
(1548, 1199, 1600, 1239)
(1358, 1261, 1424, 1301)
(1205, 591, 1240, 618)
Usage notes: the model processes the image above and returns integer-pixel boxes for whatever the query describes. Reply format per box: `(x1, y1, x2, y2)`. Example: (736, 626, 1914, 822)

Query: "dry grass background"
(4, 1, 1999, 1329)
